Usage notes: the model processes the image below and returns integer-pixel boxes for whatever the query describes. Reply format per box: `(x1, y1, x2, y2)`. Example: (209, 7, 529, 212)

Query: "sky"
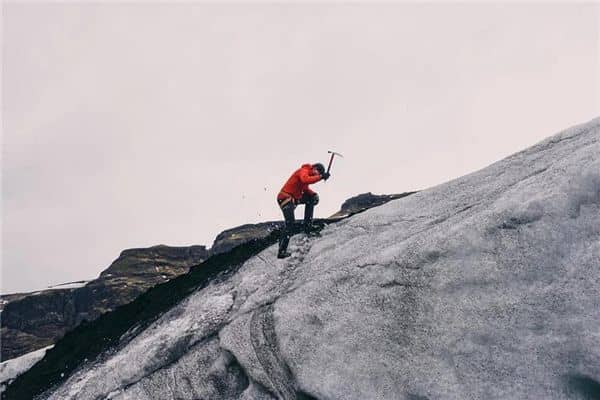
(2, 2, 599, 294)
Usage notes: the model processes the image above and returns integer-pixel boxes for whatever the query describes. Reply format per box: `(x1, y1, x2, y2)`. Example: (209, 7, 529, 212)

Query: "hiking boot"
(277, 250, 292, 259)
(304, 223, 321, 237)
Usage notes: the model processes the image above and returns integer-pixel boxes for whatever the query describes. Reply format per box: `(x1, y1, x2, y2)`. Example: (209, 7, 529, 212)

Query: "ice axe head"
(326, 150, 343, 174)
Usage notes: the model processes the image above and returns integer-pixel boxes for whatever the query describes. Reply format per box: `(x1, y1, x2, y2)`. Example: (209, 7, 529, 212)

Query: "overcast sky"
(2, 3, 599, 294)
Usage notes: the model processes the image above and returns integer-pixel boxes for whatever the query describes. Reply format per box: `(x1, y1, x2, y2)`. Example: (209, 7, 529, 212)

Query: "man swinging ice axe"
(276, 151, 343, 259)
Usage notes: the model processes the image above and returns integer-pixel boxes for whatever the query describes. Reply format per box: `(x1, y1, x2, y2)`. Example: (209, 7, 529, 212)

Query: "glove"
(321, 172, 330, 181)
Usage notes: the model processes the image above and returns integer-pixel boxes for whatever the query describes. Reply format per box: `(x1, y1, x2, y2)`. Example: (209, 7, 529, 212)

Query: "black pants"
(277, 192, 319, 254)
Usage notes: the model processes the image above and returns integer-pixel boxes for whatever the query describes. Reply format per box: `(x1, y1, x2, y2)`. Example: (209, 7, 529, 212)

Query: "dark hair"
(313, 163, 325, 175)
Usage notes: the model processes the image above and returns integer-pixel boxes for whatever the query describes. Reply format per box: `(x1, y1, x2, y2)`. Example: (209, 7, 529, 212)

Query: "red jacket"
(278, 164, 322, 200)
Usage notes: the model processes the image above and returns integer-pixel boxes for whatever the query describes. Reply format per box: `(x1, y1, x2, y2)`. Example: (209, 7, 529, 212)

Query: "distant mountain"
(6, 118, 599, 400)
(1, 193, 409, 362)
(0, 245, 209, 361)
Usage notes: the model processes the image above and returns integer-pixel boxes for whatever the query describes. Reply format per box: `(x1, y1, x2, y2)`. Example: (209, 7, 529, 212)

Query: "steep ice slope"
(46, 118, 599, 400)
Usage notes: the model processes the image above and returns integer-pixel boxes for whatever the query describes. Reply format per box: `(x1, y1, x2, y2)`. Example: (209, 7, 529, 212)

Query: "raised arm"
(299, 168, 322, 184)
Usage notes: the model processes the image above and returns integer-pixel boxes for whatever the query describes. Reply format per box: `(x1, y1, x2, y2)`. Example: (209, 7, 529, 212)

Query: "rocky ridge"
(1, 194, 408, 362)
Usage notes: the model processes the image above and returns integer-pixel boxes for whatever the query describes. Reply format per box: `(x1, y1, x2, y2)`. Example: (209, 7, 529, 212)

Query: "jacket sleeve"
(298, 169, 322, 184)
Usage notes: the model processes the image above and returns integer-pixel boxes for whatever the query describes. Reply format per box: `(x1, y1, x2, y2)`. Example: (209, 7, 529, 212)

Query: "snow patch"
(47, 280, 90, 290)
(0, 346, 53, 393)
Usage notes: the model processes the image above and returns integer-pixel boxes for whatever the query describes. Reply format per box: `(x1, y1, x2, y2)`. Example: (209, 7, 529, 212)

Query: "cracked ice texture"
(48, 118, 600, 400)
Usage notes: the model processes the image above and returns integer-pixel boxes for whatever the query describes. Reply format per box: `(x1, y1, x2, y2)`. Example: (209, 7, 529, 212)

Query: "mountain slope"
(0, 193, 409, 363)
(7, 118, 600, 399)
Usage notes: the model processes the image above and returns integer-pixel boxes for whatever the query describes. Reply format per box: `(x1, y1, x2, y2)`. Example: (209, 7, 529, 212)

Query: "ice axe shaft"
(326, 150, 343, 174)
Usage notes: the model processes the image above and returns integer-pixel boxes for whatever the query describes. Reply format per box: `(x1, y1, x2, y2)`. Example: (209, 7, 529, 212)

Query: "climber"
(276, 163, 330, 259)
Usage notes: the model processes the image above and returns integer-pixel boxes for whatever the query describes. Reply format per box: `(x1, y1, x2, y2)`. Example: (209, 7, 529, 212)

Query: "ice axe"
(325, 150, 343, 181)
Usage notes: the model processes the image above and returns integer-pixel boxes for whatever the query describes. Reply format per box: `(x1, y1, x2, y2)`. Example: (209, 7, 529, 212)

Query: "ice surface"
(0, 346, 53, 393)
(45, 118, 600, 399)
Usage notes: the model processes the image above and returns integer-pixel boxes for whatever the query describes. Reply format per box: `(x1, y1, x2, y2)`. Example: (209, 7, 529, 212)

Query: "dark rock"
(102, 245, 208, 278)
(210, 222, 283, 255)
(0, 328, 54, 362)
(330, 191, 416, 218)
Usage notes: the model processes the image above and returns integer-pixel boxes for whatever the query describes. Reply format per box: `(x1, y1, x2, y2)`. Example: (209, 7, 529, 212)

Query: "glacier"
(17, 118, 600, 399)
